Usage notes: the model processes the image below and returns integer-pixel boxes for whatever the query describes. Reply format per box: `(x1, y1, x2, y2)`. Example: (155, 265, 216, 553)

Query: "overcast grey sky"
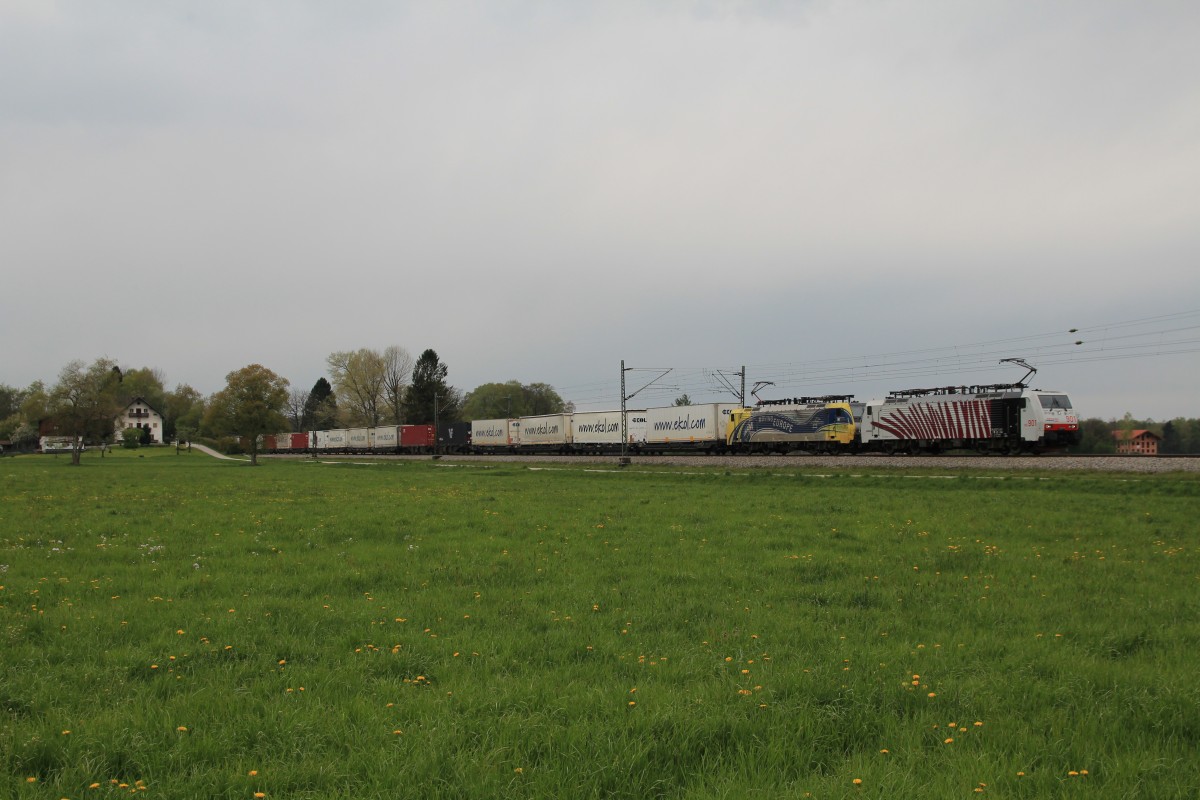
(3, 1, 1198, 420)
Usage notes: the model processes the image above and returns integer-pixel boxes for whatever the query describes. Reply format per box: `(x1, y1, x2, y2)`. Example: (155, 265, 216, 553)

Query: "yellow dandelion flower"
(248, 770, 258, 777)
(852, 778, 863, 786)
(944, 737, 954, 744)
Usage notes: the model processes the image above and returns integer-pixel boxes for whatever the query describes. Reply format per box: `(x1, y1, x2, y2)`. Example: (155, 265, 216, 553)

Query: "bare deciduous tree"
(382, 345, 414, 424)
(285, 386, 309, 432)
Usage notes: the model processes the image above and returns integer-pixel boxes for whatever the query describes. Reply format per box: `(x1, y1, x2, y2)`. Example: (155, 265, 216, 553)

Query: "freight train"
(263, 381, 1080, 456)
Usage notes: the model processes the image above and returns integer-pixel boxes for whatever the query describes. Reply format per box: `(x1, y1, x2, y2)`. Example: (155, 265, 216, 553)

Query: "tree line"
(0, 346, 567, 465)
(1072, 414, 1200, 455)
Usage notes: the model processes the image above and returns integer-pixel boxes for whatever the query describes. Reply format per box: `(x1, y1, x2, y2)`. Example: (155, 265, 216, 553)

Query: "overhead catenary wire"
(560, 309, 1200, 411)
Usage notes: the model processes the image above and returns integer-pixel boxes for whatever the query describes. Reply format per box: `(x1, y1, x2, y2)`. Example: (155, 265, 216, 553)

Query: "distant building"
(116, 397, 164, 443)
(1112, 429, 1161, 456)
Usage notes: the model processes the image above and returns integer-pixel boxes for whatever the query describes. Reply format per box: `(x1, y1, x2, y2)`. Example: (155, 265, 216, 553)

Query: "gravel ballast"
(310, 453, 1200, 474)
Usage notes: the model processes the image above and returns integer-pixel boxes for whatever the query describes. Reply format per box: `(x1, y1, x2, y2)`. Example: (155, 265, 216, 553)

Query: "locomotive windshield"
(1038, 394, 1073, 410)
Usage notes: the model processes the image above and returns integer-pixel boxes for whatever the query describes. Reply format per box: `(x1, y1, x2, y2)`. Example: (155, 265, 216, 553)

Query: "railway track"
(283, 452, 1200, 474)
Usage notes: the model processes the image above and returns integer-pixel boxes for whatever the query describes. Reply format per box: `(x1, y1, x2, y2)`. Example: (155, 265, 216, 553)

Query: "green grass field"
(2, 449, 1198, 798)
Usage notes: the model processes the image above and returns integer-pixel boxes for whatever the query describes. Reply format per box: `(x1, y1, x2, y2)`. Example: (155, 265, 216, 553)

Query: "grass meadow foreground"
(1, 450, 1198, 799)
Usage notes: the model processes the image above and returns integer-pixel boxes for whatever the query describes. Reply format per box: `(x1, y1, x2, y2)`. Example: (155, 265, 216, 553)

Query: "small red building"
(1112, 429, 1161, 455)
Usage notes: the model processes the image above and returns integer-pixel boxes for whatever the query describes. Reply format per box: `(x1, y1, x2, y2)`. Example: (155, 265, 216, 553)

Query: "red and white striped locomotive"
(859, 384, 1080, 454)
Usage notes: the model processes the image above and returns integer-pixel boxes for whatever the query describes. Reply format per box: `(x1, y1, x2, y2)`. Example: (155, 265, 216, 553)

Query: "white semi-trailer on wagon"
(642, 404, 738, 452)
(471, 418, 522, 451)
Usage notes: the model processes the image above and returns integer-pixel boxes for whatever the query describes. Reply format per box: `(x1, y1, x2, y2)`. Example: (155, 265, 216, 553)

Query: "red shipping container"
(290, 432, 310, 450)
(400, 424, 436, 448)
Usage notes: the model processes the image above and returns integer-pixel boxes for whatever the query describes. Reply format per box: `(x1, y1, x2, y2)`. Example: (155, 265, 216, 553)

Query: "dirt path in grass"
(188, 443, 249, 461)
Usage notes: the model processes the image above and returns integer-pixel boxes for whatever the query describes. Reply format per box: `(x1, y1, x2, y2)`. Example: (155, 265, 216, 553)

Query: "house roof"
(1111, 429, 1161, 441)
(121, 396, 163, 416)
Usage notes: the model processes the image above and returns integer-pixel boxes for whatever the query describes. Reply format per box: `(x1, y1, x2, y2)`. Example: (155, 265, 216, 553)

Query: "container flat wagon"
(368, 426, 398, 452)
(571, 410, 645, 453)
(402, 424, 436, 452)
(471, 419, 521, 452)
(518, 414, 572, 452)
(643, 403, 738, 452)
(314, 429, 350, 452)
(437, 422, 472, 454)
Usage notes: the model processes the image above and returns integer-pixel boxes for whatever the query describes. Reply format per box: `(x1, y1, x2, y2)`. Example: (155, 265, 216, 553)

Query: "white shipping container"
(372, 426, 400, 451)
(519, 414, 572, 447)
(315, 429, 350, 451)
(643, 404, 737, 445)
(572, 411, 642, 446)
(274, 432, 293, 451)
(347, 428, 372, 451)
(472, 418, 517, 448)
